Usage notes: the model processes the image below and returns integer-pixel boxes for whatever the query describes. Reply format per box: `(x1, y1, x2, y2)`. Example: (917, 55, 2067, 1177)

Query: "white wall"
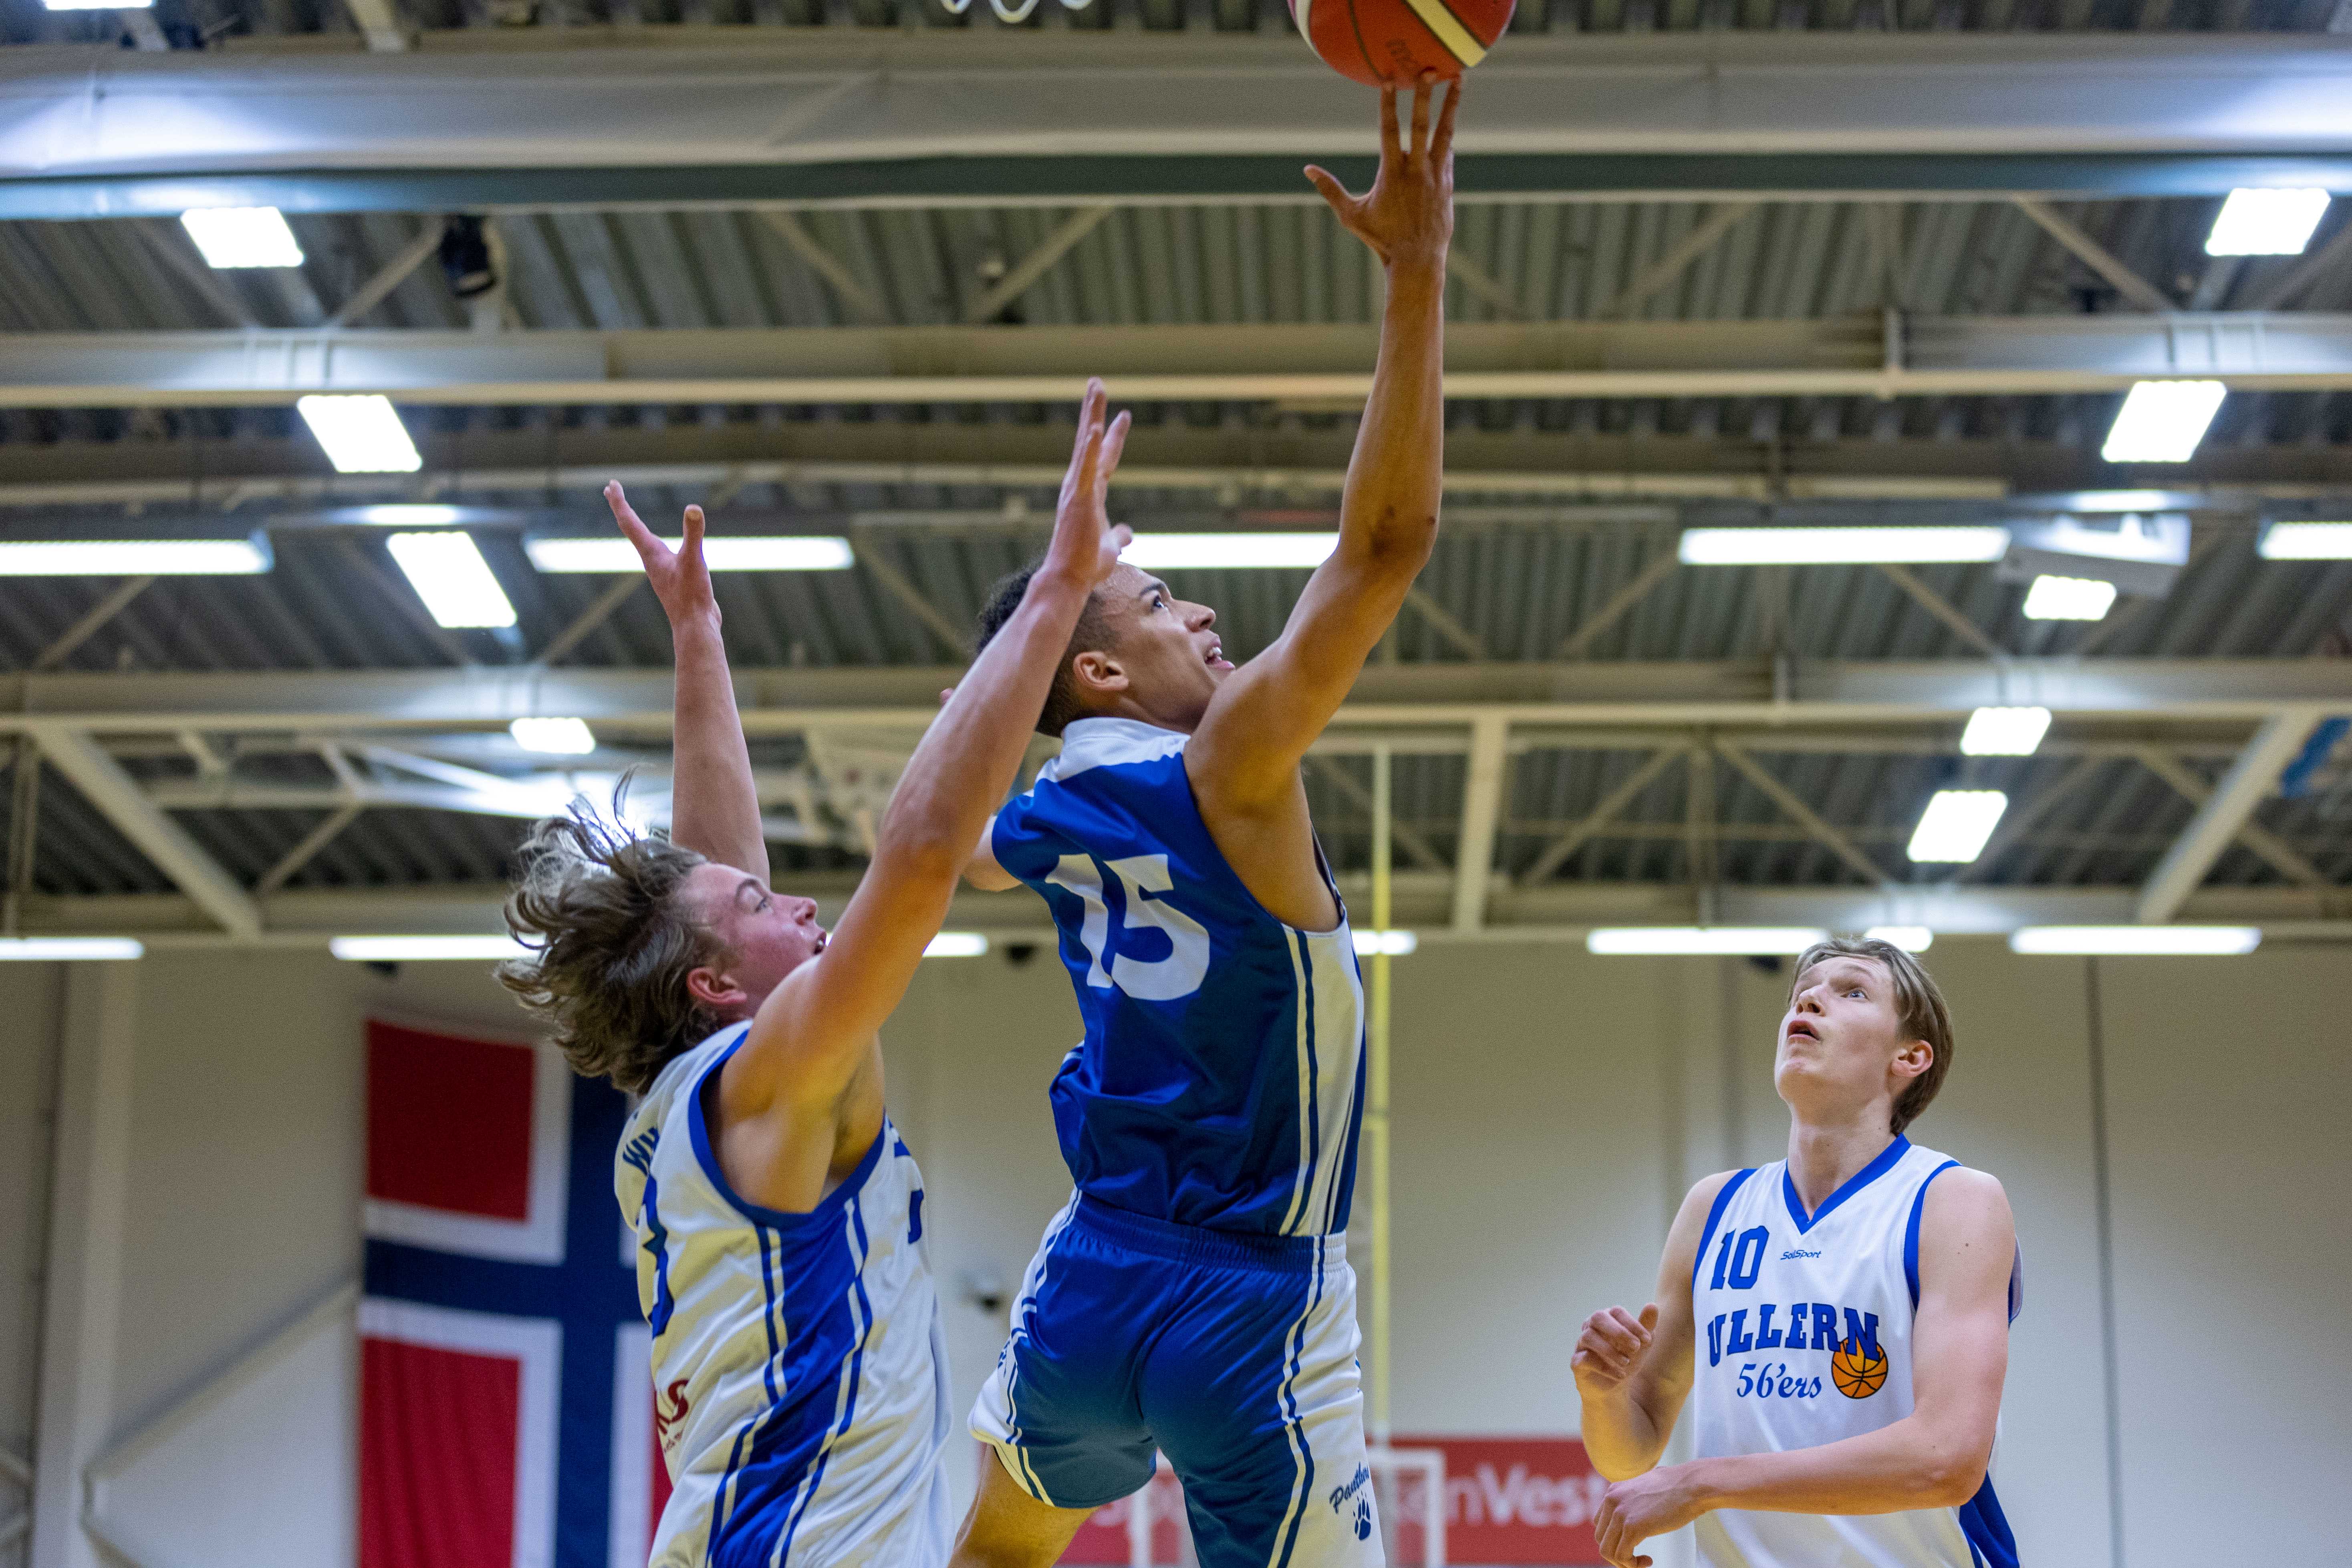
(5, 937, 2346, 1568)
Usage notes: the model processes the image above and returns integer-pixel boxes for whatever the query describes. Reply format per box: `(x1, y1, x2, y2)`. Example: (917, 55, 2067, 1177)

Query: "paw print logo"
(1352, 1496, 1372, 1541)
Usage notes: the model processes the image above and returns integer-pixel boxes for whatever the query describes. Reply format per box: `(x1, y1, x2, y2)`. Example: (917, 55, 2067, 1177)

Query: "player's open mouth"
(1786, 1020, 1819, 1042)
(1204, 640, 1231, 670)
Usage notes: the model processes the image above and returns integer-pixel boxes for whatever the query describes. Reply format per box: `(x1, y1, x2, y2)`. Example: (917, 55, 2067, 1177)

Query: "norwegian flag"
(361, 1018, 668, 1568)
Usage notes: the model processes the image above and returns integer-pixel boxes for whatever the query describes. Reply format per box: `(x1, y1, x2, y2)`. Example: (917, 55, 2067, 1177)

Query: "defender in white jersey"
(500, 384, 1137, 1568)
(1571, 937, 2021, 1568)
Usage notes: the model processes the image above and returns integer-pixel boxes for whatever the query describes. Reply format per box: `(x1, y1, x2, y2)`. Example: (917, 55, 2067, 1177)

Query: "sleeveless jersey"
(991, 716, 1366, 1236)
(615, 1024, 952, 1568)
(1689, 1138, 2020, 1568)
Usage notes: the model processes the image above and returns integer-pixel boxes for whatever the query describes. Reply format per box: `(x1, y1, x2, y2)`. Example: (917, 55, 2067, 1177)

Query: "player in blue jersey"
(1570, 937, 2021, 1568)
(498, 383, 1133, 1568)
(944, 77, 1459, 1568)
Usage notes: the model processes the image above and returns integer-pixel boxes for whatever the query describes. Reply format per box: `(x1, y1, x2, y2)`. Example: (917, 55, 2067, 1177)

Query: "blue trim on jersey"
(1781, 1135, 1911, 1234)
(1957, 1473, 2021, 1568)
(1904, 1159, 1964, 1308)
(777, 1203, 875, 1565)
(1294, 929, 1323, 1231)
(686, 1030, 887, 1229)
(1691, 1168, 1757, 1289)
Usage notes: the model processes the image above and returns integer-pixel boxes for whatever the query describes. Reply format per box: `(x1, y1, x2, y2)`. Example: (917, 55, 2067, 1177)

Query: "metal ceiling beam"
(6, 314, 2350, 411)
(9, 660, 2348, 736)
(6, 35, 2350, 219)
(18, 877, 2350, 945)
(10, 421, 2351, 512)
(27, 725, 263, 939)
(2136, 717, 2338, 923)
(1451, 713, 1511, 932)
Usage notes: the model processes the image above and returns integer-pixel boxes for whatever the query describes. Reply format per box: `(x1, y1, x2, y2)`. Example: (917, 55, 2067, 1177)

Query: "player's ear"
(1068, 648, 1129, 697)
(685, 963, 746, 1012)
(1891, 1038, 1934, 1084)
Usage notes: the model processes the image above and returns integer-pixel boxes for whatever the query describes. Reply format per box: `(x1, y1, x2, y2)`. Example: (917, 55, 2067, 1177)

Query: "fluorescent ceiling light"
(296, 395, 422, 474)
(2204, 188, 2330, 256)
(385, 532, 516, 629)
(2008, 925, 2261, 956)
(1960, 706, 2052, 757)
(1121, 533, 1338, 570)
(524, 536, 855, 573)
(349, 504, 471, 527)
(1907, 790, 2008, 864)
(0, 538, 268, 576)
(331, 935, 530, 962)
(923, 932, 990, 958)
(1677, 526, 2011, 566)
(2100, 381, 2225, 464)
(0, 937, 144, 960)
(510, 717, 597, 756)
(178, 206, 303, 268)
(46, 0, 149, 7)
(2021, 574, 2117, 621)
(2258, 521, 2352, 560)
(1352, 929, 1417, 956)
(1587, 927, 1829, 956)
(1862, 926, 1934, 953)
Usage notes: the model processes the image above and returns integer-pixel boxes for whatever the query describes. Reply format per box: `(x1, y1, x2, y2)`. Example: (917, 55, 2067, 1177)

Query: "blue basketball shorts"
(971, 1195, 1382, 1568)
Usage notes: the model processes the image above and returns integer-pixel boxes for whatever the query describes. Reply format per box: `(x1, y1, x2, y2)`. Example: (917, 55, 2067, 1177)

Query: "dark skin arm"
(1185, 75, 1458, 930)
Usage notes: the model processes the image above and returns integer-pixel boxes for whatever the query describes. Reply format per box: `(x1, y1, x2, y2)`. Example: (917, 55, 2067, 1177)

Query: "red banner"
(1050, 1436, 1604, 1566)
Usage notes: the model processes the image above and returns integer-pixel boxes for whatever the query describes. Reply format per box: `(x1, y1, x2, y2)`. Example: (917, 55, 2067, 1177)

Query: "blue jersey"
(992, 717, 1366, 1237)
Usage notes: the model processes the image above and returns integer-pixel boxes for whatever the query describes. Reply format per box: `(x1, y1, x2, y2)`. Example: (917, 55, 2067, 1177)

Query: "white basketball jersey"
(615, 1024, 952, 1568)
(1689, 1138, 2018, 1568)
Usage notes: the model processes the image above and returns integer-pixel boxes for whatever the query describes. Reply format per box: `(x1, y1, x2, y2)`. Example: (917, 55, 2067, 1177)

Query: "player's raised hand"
(606, 482, 718, 628)
(1037, 377, 1133, 591)
(1304, 71, 1459, 271)
(1570, 1303, 1659, 1398)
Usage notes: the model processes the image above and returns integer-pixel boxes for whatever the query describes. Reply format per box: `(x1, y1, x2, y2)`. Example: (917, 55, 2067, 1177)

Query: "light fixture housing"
(2021, 574, 2118, 621)
(2100, 381, 2226, 464)
(385, 532, 517, 629)
(1960, 706, 2053, 757)
(0, 535, 271, 576)
(1677, 526, 2011, 566)
(923, 932, 990, 958)
(509, 717, 597, 756)
(1119, 533, 1339, 570)
(0, 937, 145, 960)
(524, 534, 855, 573)
(2257, 520, 2352, 560)
(179, 206, 304, 268)
(1586, 927, 1830, 956)
(296, 395, 422, 474)
(1907, 790, 2009, 864)
(330, 935, 530, 961)
(45, 0, 151, 7)
(2204, 188, 2330, 256)
(2008, 925, 2261, 956)
(1352, 929, 1418, 956)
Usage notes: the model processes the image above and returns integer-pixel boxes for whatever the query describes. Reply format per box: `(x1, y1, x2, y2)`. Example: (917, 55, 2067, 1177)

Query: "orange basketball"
(1830, 1338, 1888, 1399)
(1288, 0, 1517, 88)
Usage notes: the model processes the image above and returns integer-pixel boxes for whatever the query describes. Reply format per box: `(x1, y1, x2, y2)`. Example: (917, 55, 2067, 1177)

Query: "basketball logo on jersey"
(1829, 1336, 1888, 1399)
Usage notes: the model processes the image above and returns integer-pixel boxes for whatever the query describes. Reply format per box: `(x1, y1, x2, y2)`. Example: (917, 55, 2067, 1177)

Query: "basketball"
(1288, 0, 1517, 87)
(1830, 1338, 1890, 1400)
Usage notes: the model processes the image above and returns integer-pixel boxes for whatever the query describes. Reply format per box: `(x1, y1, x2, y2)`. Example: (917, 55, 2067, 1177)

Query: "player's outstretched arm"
(738, 383, 1131, 1105)
(1590, 1170, 2016, 1568)
(1187, 76, 1455, 809)
(1575, 1172, 1726, 1481)
(608, 486, 769, 884)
